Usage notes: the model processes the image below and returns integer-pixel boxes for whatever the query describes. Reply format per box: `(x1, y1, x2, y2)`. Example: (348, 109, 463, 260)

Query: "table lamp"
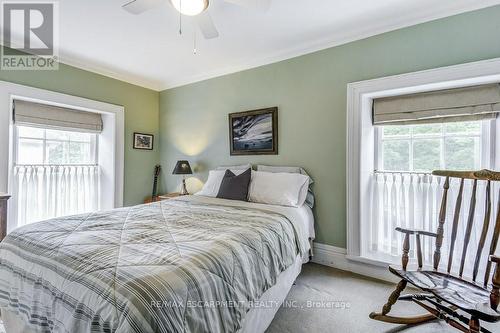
(172, 160, 192, 195)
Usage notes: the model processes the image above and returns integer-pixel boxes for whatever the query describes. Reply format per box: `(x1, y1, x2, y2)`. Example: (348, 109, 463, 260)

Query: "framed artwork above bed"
(229, 107, 278, 155)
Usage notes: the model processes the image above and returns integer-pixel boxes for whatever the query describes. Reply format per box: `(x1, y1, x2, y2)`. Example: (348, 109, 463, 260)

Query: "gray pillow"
(216, 168, 251, 201)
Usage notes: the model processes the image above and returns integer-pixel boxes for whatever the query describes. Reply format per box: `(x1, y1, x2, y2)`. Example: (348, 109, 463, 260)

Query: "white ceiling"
(11, 0, 500, 90)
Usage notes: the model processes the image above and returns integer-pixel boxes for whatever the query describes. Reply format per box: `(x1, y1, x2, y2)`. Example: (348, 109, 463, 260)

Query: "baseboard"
(312, 243, 349, 270)
(311, 242, 399, 283)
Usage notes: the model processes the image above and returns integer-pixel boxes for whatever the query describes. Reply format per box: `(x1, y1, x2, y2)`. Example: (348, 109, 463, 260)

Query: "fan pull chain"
(193, 31, 197, 54)
(179, 0, 182, 35)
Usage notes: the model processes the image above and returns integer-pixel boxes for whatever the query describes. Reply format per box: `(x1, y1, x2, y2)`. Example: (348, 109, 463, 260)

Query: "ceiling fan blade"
(223, 0, 271, 11)
(196, 12, 219, 39)
(122, 0, 165, 14)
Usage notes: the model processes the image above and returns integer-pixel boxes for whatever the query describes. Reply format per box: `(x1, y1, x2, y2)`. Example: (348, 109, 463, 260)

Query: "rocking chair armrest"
(395, 227, 438, 238)
(490, 255, 500, 310)
(489, 255, 500, 264)
(396, 227, 434, 270)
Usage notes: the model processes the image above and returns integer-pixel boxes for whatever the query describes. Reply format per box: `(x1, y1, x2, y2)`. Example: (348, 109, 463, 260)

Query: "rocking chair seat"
(389, 266, 500, 322)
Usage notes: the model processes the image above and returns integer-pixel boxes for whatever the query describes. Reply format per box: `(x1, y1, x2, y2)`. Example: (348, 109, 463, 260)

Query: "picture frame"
(229, 107, 278, 155)
(133, 132, 154, 150)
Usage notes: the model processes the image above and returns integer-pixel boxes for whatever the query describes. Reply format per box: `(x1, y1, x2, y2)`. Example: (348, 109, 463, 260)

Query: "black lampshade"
(172, 160, 193, 175)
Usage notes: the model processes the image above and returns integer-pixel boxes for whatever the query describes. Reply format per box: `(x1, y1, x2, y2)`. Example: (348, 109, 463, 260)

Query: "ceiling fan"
(122, 0, 271, 39)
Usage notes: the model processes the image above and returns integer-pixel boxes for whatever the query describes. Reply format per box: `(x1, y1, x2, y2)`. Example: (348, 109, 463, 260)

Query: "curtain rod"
(14, 164, 98, 167)
(374, 170, 432, 175)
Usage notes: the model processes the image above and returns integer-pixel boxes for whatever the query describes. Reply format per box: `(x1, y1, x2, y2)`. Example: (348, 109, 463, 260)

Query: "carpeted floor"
(267, 263, 499, 333)
(1, 263, 498, 332)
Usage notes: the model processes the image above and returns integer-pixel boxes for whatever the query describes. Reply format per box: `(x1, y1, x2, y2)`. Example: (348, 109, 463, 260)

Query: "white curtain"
(366, 172, 500, 281)
(11, 165, 99, 228)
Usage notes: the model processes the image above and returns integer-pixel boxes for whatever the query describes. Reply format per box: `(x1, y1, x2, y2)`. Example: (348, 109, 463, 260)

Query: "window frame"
(374, 120, 494, 173)
(0, 83, 124, 235)
(346, 58, 500, 282)
(13, 125, 99, 166)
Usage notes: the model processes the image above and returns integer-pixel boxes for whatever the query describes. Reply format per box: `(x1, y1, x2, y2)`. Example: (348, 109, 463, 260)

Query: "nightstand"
(144, 193, 183, 204)
(158, 193, 182, 200)
(0, 193, 11, 242)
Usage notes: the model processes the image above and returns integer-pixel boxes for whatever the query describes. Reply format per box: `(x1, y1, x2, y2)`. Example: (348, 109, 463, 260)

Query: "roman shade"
(373, 83, 500, 125)
(13, 100, 103, 133)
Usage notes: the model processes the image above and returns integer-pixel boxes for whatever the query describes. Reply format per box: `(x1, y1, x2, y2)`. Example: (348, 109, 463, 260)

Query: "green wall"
(159, 5, 500, 248)
(0, 49, 160, 206)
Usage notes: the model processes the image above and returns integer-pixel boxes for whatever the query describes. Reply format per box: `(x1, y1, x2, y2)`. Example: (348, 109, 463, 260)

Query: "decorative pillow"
(215, 164, 252, 171)
(216, 168, 251, 201)
(248, 170, 310, 207)
(256, 165, 315, 208)
(196, 169, 247, 197)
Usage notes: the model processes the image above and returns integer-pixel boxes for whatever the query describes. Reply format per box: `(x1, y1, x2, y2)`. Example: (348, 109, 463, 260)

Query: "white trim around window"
(346, 57, 500, 267)
(0, 80, 124, 232)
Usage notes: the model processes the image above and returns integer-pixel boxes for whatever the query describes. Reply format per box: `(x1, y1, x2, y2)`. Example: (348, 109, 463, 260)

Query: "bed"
(0, 195, 314, 333)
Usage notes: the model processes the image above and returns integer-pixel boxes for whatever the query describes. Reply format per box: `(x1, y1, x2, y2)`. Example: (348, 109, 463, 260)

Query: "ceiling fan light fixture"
(170, 0, 209, 16)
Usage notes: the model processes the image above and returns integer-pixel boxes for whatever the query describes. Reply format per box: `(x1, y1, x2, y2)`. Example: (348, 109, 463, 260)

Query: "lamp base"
(180, 178, 189, 196)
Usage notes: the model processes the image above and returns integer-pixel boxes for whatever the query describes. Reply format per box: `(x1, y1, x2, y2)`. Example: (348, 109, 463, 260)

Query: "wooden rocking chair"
(370, 169, 500, 333)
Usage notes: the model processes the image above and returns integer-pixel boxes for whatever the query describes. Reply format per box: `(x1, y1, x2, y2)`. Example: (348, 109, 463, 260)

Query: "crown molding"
(56, 54, 164, 91)
(2, 2, 499, 92)
(159, 2, 500, 91)
(0, 39, 163, 91)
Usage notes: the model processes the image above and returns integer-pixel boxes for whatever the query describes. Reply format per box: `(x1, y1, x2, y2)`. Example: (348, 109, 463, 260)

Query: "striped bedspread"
(0, 198, 304, 333)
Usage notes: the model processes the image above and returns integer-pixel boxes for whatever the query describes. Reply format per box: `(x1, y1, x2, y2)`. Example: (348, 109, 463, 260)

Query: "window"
(367, 118, 497, 277)
(347, 60, 500, 282)
(1, 85, 124, 234)
(376, 121, 486, 173)
(16, 126, 97, 165)
(12, 125, 100, 227)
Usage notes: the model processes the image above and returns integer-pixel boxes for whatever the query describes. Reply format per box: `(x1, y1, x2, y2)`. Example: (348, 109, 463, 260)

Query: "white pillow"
(248, 170, 310, 207)
(215, 164, 252, 171)
(257, 165, 301, 174)
(196, 169, 247, 197)
(257, 165, 313, 184)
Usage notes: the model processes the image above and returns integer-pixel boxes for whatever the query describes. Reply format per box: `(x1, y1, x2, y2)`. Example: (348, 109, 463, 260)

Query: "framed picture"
(133, 132, 154, 150)
(229, 107, 278, 155)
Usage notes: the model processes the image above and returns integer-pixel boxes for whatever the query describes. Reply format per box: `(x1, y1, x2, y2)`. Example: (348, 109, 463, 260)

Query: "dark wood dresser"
(0, 193, 10, 242)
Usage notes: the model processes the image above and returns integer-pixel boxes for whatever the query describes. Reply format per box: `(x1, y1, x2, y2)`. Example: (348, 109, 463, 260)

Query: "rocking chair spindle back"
(370, 169, 500, 333)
